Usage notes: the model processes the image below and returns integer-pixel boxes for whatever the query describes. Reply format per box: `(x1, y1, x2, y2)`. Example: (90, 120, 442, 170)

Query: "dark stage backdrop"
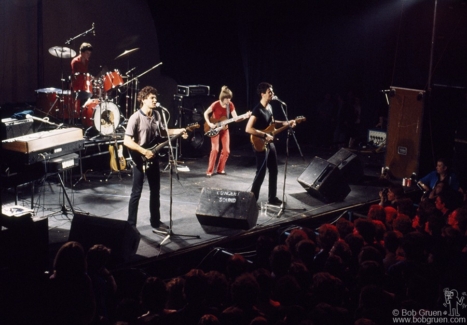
(1, 0, 466, 147)
(0, 0, 162, 111)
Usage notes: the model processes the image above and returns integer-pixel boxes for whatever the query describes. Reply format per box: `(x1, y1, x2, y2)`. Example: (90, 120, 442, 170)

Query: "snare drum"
(72, 72, 93, 93)
(103, 70, 123, 92)
(82, 100, 121, 135)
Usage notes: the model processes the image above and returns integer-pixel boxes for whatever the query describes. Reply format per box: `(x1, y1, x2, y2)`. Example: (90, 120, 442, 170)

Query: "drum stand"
(153, 108, 200, 246)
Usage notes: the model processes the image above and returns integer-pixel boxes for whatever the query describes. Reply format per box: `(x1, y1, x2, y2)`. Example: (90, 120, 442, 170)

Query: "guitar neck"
(213, 113, 248, 127)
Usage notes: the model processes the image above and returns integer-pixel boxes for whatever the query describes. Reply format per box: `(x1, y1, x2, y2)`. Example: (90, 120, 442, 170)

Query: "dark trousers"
(251, 143, 278, 201)
(128, 161, 161, 227)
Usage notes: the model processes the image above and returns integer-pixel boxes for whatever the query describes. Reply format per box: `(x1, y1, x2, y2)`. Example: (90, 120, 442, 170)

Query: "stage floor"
(2, 144, 389, 273)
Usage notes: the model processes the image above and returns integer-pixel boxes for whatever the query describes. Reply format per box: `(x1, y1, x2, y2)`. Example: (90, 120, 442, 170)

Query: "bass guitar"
(250, 116, 306, 152)
(204, 112, 250, 137)
(131, 123, 200, 165)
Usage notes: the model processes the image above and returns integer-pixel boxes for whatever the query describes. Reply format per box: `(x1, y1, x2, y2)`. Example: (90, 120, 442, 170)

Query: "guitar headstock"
(295, 116, 306, 124)
(185, 123, 200, 132)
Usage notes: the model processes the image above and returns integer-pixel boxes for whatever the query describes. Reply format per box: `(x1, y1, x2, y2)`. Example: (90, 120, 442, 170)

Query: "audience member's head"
(198, 314, 220, 325)
(53, 241, 87, 278)
(311, 272, 346, 306)
(269, 245, 292, 278)
(140, 277, 168, 313)
(296, 239, 317, 268)
(230, 273, 260, 308)
(330, 240, 352, 266)
(393, 214, 413, 235)
(384, 206, 398, 226)
(285, 228, 309, 258)
(372, 220, 387, 242)
(318, 224, 340, 251)
(395, 198, 415, 218)
(166, 276, 186, 310)
(226, 253, 248, 281)
(401, 232, 427, 262)
(184, 269, 208, 304)
(205, 270, 229, 308)
(336, 217, 355, 239)
(367, 205, 386, 223)
(383, 230, 402, 254)
(354, 218, 376, 244)
(358, 246, 383, 267)
(344, 233, 365, 264)
(86, 244, 111, 273)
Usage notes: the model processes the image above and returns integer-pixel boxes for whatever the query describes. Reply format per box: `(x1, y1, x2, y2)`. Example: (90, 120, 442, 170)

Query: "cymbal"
(115, 48, 139, 60)
(48, 46, 76, 58)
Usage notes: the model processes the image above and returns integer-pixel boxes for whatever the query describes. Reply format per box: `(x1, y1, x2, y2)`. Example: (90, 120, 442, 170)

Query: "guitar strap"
(226, 103, 230, 119)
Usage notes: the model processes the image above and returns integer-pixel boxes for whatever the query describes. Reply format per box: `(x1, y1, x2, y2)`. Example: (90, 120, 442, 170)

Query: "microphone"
(26, 114, 59, 126)
(156, 102, 170, 112)
(272, 96, 286, 105)
(380, 89, 392, 93)
(92, 23, 95, 36)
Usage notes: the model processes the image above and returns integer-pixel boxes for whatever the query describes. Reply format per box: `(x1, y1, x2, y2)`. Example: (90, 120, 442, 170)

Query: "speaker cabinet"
(196, 188, 258, 230)
(385, 87, 425, 179)
(297, 157, 351, 203)
(327, 148, 364, 183)
(69, 214, 140, 264)
(1, 117, 34, 139)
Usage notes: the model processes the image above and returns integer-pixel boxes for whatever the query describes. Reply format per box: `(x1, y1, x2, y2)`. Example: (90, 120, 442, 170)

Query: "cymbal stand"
(153, 109, 200, 246)
(275, 102, 306, 218)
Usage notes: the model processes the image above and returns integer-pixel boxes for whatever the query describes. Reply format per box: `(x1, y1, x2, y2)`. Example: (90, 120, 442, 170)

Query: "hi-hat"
(115, 48, 139, 60)
(48, 46, 76, 58)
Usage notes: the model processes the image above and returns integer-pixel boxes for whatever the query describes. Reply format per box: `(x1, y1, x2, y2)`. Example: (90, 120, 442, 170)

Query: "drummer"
(71, 42, 93, 113)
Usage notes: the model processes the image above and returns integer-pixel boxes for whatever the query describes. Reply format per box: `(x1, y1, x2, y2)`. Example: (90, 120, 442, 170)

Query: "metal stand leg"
(153, 160, 200, 247)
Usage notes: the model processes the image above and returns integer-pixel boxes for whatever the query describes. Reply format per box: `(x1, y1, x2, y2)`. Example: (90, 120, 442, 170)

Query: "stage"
(1, 141, 391, 276)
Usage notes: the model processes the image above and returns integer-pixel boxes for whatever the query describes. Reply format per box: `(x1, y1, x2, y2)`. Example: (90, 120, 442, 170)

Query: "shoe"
(152, 222, 169, 232)
(268, 197, 282, 206)
(206, 174, 212, 177)
(217, 171, 226, 175)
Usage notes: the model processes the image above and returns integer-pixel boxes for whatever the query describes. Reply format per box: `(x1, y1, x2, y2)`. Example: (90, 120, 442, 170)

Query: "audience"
(4, 173, 467, 325)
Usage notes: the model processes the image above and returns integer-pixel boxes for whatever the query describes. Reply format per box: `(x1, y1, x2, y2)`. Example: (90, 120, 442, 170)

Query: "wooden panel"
(385, 87, 425, 179)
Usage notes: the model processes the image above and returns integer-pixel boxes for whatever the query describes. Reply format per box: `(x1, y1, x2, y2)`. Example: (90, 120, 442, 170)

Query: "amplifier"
(177, 85, 210, 97)
(46, 153, 79, 172)
(367, 129, 387, 146)
(1, 118, 34, 139)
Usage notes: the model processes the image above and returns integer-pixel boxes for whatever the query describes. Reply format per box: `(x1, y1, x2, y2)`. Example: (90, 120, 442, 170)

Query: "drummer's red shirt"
(71, 55, 89, 91)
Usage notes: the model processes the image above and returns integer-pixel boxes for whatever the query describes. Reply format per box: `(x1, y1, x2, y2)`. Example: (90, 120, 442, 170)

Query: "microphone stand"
(152, 108, 200, 247)
(274, 101, 306, 218)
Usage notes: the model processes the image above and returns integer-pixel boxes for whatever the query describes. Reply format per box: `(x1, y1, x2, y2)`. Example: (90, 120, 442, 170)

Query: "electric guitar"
(250, 116, 306, 152)
(204, 112, 251, 137)
(109, 143, 127, 172)
(131, 123, 199, 165)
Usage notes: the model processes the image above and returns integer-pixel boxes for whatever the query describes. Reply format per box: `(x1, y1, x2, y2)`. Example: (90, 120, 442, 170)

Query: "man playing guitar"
(245, 82, 296, 205)
(124, 86, 187, 230)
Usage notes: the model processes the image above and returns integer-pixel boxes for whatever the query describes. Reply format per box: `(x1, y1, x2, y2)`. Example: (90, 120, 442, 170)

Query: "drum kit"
(35, 46, 141, 136)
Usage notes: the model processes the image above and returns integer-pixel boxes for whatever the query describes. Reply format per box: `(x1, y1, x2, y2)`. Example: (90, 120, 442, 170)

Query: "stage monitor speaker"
(196, 188, 258, 230)
(69, 214, 140, 264)
(385, 87, 425, 179)
(327, 148, 364, 183)
(297, 156, 351, 203)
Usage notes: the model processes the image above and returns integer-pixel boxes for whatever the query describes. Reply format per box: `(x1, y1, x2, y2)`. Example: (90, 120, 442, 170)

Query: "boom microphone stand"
(273, 99, 306, 218)
(152, 107, 200, 247)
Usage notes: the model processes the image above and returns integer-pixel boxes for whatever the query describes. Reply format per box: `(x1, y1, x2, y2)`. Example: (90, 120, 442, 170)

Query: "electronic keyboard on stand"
(2, 128, 84, 212)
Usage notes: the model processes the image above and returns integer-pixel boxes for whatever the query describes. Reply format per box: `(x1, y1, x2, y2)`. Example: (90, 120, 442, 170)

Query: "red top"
(71, 55, 90, 92)
(211, 100, 235, 119)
